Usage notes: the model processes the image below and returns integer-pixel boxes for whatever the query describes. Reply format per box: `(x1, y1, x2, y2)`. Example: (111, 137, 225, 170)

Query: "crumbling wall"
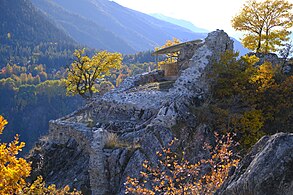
(30, 30, 235, 195)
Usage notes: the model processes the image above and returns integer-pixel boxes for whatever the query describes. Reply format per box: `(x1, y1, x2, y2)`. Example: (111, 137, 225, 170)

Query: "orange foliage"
(125, 133, 239, 195)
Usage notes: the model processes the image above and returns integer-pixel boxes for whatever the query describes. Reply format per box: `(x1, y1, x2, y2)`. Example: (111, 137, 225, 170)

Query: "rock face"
(217, 133, 293, 195)
(29, 30, 234, 195)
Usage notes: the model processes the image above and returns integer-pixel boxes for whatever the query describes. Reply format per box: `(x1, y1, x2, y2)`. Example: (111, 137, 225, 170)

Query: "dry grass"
(104, 133, 127, 149)
(104, 132, 140, 149)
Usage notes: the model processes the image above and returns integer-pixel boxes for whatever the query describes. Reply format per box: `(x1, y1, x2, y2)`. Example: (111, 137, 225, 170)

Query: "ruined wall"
(30, 30, 234, 195)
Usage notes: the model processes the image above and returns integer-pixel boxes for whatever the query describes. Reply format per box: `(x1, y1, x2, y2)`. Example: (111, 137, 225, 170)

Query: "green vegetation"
(0, 0, 78, 69)
(205, 51, 292, 150)
(0, 49, 157, 152)
(0, 63, 83, 152)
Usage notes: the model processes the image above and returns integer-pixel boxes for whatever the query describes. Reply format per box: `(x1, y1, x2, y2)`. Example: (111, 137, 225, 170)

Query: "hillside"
(0, 0, 77, 68)
(30, 0, 135, 53)
(31, 0, 207, 53)
(29, 30, 234, 194)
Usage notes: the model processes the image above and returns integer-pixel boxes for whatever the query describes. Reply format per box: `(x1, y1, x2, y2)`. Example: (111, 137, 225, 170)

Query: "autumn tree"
(66, 49, 122, 99)
(156, 38, 181, 67)
(0, 115, 81, 194)
(232, 0, 293, 53)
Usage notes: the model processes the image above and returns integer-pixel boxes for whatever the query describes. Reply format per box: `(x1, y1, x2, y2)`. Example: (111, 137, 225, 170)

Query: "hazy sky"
(112, 0, 293, 38)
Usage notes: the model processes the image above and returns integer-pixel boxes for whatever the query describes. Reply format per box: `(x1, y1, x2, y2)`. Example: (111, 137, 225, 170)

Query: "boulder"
(217, 133, 293, 195)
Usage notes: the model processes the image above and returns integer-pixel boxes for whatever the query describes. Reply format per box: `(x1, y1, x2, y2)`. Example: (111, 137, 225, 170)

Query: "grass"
(104, 132, 140, 150)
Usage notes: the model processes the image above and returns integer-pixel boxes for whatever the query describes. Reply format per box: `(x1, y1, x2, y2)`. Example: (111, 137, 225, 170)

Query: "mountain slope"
(0, 0, 77, 67)
(150, 13, 209, 33)
(32, 0, 207, 53)
(0, 0, 74, 45)
(31, 0, 136, 53)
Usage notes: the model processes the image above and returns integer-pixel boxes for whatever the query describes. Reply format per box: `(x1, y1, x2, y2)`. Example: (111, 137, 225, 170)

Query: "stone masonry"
(30, 30, 234, 195)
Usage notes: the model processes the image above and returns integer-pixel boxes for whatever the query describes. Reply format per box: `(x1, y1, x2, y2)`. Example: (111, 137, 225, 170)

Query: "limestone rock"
(217, 133, 293, 195)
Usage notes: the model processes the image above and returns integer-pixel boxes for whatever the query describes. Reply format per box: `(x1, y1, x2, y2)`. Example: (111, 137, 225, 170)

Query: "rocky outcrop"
(217, 133, 293, 195)
(249, 52, 282, 67)
(29, 30, 234, 195)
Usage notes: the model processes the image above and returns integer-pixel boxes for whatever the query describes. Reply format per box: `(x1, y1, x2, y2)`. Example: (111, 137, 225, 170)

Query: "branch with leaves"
(125, 133, 239, 195)
(66, 49, 122, 99)
(0, 115, 81, 194)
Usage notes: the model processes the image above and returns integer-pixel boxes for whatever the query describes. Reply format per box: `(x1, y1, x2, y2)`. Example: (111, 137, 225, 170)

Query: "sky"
(112, 0, 293, 39)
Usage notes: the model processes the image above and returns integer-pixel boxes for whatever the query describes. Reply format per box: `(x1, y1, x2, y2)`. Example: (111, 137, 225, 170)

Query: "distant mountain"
(231, 38, 250, 56)
(150, 13, 209, 33)
(31, 0, 207, 54)
(0, 0, 77, 67)
(149, 14, 249, 56)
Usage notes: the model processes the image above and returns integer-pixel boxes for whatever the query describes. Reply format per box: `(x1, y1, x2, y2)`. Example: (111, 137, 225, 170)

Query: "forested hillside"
(0, 0, 78, 68)
(0, 63, 83, 152)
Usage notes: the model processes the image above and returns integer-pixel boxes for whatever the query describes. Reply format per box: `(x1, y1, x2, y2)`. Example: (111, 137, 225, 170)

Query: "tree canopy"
(206, 51, 293, 149)
(66, 49, 122, 99)
(156, 38, 181, 67)
(232, 0, 293, 53)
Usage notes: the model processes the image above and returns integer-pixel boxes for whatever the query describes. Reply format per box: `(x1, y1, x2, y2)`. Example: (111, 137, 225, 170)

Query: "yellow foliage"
(125, 133, 239, 195)
(232, 0, 293, 53)
(0, 115, 7, 133)
(156, 38, 181, 67)
(233, 110, 265, 149)
(241, 54, 259, 65)
(208, 50, 292, 150)
(66, 49, 122, 99)
(0, 116, 31, 194)
(249, 62, 277, 92)
(21, 176, 81, 195)
(0, 115, 82, 195)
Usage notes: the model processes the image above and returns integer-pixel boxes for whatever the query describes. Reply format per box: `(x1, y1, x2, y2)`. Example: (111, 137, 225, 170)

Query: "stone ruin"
(30, 30, 234, 194)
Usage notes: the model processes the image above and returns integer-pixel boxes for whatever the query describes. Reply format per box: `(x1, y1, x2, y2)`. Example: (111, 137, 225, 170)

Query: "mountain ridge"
(31, 0, 136, 53)
(150, 13, 209, 33)
(31, 0, 207, 53)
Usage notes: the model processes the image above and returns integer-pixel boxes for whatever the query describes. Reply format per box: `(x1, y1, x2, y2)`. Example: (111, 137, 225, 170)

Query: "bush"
(0, 115, 81, 194)
(125, 133, 239, 195)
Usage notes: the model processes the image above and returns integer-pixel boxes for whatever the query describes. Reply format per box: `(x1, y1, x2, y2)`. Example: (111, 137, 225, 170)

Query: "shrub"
(125, 133, 239, 195)
(0, 115, 81, 194)
(104, 132, 129, 149)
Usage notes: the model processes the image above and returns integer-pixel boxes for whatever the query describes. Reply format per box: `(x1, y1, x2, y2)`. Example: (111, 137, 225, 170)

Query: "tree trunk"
(265, 29, 269, 53)
(257, 33, 262, 53)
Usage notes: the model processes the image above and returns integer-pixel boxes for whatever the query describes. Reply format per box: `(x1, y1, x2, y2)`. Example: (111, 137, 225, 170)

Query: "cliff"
(29, 30, 234, 194)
